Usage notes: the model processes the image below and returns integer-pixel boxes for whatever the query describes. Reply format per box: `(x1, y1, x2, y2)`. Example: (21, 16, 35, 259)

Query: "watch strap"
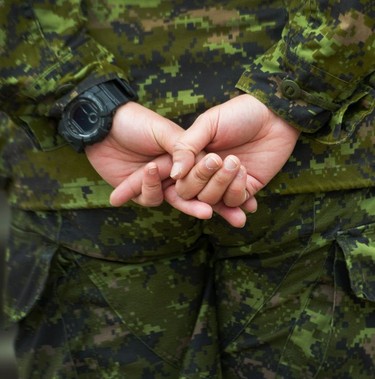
(58, 78, 137, 152)
(94, 78, 138, 112)
(51, 75, 137, 118)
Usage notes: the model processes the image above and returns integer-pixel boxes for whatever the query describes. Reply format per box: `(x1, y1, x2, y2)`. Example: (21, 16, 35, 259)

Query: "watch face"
(70, 99, 101, 136)
(58, 79, 134, 151)
(59, 94, 111, 151)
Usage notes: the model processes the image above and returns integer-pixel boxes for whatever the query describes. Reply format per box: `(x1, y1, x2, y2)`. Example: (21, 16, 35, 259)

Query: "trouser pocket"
(62, 240, 221, 378)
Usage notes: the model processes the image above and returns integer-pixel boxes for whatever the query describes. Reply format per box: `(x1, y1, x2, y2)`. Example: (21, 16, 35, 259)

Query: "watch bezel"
(58, 78, 137, 152)
(58, 91, 112, 151)
(64, 93, 109, 138)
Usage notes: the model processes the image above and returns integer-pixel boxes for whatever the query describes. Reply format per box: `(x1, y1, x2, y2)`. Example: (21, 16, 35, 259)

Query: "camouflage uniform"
(0, 1, 374, 378)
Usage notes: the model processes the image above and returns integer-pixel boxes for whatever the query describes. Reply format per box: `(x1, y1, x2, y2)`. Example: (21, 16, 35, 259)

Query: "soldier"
(0, 1, 374, 378)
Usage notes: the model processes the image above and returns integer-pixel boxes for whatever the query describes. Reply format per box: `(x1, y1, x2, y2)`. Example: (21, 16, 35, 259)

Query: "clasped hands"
(85, 94, 300, 228)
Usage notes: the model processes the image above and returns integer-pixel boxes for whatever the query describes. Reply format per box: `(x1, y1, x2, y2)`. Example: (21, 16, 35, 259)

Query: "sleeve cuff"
(236, 46, 374, 144)
(1, 37, 130, 151)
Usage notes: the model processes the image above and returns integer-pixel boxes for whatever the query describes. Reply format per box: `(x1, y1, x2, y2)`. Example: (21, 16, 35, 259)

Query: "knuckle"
(194, 169, 210, 183)
(197, 194, 219, 206)
(150, 199, 163, 207)
(175, 181, 195, 200)
(145, 182, 162, 192)
(227, 185, 244, 197)
(191, 165, 213, 183)
(224, 188, 246, 206)
(141, 194, 163, 207)
(213, 172, 231, 186)
(173, 140, 198, 156)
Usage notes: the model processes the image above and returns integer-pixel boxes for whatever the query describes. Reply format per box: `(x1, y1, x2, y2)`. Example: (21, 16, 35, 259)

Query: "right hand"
(171, 95, 300, 201)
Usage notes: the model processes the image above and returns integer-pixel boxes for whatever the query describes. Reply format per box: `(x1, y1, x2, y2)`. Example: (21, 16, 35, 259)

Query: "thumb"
(170, 113, 215, 179)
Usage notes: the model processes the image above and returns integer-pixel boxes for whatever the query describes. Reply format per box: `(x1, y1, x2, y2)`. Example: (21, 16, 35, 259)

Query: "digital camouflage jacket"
(0, 0, 374, 210)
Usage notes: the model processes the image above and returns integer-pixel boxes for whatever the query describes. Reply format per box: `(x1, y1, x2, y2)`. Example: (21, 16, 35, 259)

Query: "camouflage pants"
(3, 188, 375, 378)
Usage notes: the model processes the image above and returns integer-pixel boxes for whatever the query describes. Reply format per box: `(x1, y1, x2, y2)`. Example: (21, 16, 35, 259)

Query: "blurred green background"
(1, 110, 18, 377)
(1, 190, 18, 378)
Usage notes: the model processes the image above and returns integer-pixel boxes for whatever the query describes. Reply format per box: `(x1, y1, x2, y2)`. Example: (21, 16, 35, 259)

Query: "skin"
(171, 94, 301, 197)
(85, 94, 300, 228)
(85, 101, 252, 227)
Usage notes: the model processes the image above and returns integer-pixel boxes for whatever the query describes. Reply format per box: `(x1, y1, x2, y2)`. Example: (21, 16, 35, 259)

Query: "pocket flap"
(336, 223, 375, 301)
(3, 225, 56, 325)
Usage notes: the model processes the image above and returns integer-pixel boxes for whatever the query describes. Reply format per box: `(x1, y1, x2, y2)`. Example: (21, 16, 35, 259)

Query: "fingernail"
(148, 165, 158, 175)
(224, 157, 238, 170)
(205, 156, 220, 170)
(170, 162, 182, 179)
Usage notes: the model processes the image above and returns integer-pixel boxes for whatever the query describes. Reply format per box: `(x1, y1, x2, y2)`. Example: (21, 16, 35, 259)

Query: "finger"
(170, 150, 196, 181)
(171, 113, 216, 180)
(174, 153, 223, 200)
(212, 202, 247, 228)
(197, 155, 242, 205)
(131, 163, 164, 207)
(221, 165, 248, 207)
(110, 154, 173, 207)
(241, 195, 258, 213)
(164, 185, 213, 220)
(110, 168, 143, 207)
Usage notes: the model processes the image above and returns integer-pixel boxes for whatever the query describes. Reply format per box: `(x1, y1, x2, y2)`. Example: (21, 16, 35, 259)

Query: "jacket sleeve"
(236, 0, 375, 144)
(0, 0, 130, 150)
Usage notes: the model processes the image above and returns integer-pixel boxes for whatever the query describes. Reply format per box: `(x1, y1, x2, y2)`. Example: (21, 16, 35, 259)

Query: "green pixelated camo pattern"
(1, 2, 374, 378)
(3, 189, 375, 378)
(0, 0, 374, 209)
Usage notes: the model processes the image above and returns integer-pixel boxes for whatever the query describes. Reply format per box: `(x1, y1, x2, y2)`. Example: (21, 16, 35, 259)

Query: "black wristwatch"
(58, 78, 137, 152)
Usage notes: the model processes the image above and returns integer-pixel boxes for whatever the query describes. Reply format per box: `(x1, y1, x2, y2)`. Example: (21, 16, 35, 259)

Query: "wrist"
(57, 78, 137, 152)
